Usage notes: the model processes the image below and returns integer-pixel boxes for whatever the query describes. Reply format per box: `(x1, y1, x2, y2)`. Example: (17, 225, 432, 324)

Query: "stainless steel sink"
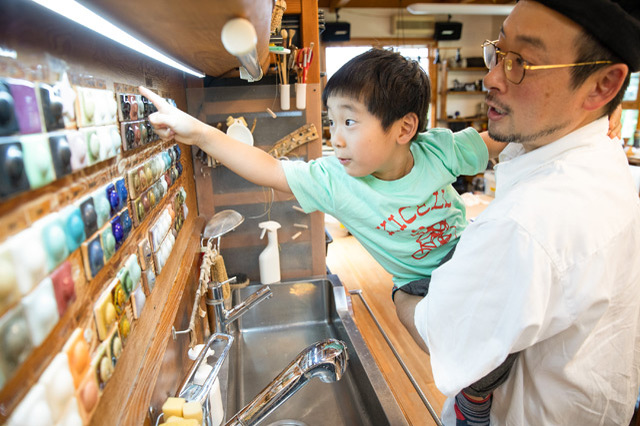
(224, 275, 408, 426)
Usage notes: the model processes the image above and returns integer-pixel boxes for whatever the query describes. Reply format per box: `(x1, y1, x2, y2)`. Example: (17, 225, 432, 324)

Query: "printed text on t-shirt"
(376, 189, 457, 259)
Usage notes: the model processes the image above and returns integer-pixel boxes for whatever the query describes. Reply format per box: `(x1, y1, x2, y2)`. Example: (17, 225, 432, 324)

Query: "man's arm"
(393, 291, 430, 354)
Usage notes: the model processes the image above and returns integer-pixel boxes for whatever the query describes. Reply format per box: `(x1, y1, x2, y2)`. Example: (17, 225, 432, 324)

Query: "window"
(325, 45, 431, 80)
(622, 72, 640, 143)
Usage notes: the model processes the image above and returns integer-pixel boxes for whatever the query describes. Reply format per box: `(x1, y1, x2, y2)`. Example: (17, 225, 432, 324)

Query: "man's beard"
(488, 122, 568, 144)
(486, 94, 568, 144)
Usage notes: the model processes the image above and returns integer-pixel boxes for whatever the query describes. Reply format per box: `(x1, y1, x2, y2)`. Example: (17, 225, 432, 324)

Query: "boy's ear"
(582, 63, 628, 112)
(397, 112, 419, 145)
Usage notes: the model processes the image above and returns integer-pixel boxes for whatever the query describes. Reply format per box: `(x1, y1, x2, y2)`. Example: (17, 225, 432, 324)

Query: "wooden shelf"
(438, 60, 487, 130)
(83, 0, 273, 78)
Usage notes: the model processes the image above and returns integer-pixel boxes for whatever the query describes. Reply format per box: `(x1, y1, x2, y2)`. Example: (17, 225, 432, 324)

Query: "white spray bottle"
(258, 220, 281, 284)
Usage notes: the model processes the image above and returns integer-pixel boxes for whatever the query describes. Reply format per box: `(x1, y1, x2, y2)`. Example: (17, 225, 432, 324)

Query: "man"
(395, 1, 640, 424)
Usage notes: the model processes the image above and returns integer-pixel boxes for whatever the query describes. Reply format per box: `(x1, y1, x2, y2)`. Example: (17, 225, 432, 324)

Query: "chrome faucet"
(225, 338, 349, 426)
(205, 277, 273, 334)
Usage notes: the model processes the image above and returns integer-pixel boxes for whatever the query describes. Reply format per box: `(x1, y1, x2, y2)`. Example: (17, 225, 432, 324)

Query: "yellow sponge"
(162, 397, 185, 419)
(182, 401, 203, 423)
(160, 419, 199, 425)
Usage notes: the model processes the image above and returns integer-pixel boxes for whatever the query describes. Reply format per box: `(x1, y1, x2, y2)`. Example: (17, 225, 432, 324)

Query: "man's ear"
(583, 63, 628, 112)
(397, 112, 419, 145)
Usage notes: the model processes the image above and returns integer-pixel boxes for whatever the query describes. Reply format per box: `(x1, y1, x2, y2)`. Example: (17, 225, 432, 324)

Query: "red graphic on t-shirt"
(375, 189, 456, 259)
(411, 220, 456, 259)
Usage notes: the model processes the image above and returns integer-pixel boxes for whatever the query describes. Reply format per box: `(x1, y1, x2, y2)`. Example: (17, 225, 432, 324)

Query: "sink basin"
(224, 275, 408, 426)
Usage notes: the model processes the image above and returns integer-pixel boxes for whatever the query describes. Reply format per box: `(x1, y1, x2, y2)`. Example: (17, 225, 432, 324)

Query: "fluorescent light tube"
(28, 0, 206, 78)
(407, 4, 515, 16)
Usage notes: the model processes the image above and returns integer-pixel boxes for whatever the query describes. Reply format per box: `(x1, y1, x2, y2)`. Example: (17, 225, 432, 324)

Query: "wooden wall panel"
(0, 2, 204, 424)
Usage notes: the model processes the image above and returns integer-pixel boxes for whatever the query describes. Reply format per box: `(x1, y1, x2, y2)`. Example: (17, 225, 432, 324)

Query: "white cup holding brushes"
(270, 43, 292, 111)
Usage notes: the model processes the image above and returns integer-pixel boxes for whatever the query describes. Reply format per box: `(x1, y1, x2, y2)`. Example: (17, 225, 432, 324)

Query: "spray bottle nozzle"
(258, 220, 282, 240)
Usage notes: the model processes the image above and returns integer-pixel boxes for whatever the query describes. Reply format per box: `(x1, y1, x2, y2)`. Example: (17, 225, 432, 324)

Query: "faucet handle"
(222, 276, 237, 286)
(207, 276, 237, 304)
(208, 276, 237, 289)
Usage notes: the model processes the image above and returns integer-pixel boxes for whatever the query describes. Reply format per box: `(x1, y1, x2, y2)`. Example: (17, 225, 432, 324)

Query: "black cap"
(525, 0, 640, 71)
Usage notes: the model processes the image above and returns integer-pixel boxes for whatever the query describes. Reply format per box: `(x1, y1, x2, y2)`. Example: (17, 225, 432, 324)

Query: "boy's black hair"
(322, 48, 431, 141)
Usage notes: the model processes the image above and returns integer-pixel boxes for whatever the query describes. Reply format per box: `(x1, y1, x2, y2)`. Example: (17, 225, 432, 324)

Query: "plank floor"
(324, 217, 446, 426)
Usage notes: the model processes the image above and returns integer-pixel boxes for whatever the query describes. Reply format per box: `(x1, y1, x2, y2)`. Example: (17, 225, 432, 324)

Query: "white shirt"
(415, 118, 640, 425)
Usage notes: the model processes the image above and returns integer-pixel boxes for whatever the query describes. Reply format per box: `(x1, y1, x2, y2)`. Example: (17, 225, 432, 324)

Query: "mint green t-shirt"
(281, 127, 488, 287)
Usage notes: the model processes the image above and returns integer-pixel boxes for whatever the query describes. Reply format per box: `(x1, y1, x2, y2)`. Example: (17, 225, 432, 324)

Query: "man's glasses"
(481, 40, 612, 85)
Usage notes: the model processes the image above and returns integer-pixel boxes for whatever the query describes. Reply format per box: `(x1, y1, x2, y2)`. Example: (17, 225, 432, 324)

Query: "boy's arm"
(139, 86, 292, 194)
(480, 131, 506, 160)
(607, 104, 622, 139)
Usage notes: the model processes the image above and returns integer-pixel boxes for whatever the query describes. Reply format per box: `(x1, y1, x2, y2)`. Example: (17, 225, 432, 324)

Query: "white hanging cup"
(295, 83, 307, 110)
(226, 119, 254, 146)
(280, 84, 290, 110)
(280, 84, 291, 111)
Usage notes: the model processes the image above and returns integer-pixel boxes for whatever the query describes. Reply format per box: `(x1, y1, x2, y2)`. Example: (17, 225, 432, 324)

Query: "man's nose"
(483, 63, 507, 93)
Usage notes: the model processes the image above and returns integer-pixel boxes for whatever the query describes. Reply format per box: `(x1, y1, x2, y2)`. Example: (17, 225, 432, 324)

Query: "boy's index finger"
(138, 86, 169, 112)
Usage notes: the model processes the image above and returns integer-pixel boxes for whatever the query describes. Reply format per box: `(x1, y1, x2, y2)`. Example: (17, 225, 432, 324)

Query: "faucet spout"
(206, 280, 272, 334)
(225, 338, 349, 426)
(224, 285, 272, 326)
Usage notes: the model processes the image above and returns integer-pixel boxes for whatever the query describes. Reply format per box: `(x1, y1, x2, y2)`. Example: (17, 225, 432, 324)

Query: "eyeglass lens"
(483, 42, 524, 84)
(483, 43, 496, 69)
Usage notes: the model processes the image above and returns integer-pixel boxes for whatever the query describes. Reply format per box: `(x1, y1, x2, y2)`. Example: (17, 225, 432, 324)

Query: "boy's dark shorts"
(391, 244, 457, 301)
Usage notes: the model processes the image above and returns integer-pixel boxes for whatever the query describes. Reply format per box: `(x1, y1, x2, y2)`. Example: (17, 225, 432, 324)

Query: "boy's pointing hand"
(138, 86, 205, 147)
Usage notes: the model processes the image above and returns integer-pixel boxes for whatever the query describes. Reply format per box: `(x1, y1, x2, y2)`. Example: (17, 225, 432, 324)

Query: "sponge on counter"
(182, 401, 203, 423)
(162, 397, 185, 419)
(160, 419, 199, 425)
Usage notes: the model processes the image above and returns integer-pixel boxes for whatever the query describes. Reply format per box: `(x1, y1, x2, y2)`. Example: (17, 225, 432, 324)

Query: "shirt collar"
(494, 117, 610, 195)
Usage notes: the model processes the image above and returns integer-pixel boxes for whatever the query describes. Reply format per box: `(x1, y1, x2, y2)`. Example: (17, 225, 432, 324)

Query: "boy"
(140, 48, 506, 425)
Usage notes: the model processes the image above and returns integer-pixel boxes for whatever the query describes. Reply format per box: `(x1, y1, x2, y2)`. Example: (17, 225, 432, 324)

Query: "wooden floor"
(324, 217, 446, 426)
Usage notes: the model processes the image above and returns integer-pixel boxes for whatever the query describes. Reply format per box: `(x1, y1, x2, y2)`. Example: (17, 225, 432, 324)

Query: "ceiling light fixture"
(407, 4, 515, 16)
(28, 0, 206, 78)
